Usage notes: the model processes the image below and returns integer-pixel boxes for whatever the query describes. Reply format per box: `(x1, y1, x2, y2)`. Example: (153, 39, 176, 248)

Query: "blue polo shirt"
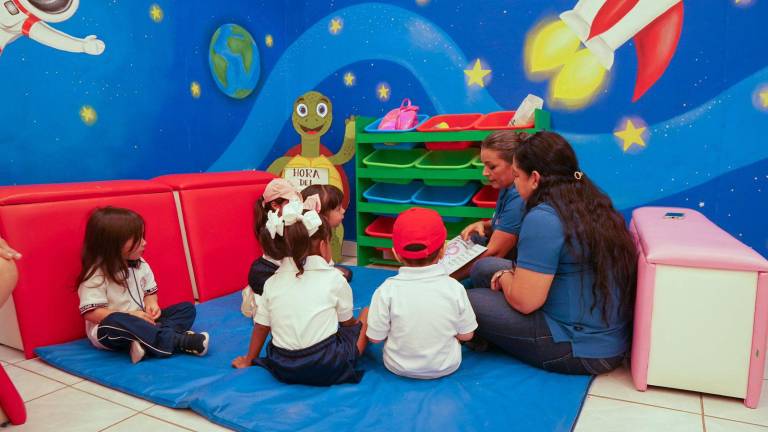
(516, 203, 629, 358)
(490, 185, 525, 235)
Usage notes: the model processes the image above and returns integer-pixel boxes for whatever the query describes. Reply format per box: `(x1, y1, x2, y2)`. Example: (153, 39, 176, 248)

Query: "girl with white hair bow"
(242, 179, 325, 317)
(232, 203, 369, 386)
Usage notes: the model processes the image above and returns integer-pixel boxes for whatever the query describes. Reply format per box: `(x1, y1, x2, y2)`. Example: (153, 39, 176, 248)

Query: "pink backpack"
(378, 99, 419, 130)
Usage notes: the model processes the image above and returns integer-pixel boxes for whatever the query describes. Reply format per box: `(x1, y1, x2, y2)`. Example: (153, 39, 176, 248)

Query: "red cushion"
(0, 364, 26, 425)
(154, 171, 275, 301)
(0, 182, 193, 358)
(0, 180, 170, 205)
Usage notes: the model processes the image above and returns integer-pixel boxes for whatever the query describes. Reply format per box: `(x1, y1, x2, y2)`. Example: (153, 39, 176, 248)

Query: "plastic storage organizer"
(354, 109, 550, 266)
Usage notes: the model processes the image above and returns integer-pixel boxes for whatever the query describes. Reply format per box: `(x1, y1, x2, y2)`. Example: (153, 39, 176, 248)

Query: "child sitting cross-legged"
(77, 207, 209, 364)
(232, 201, 368, 386)
(366, 207, 478, 379)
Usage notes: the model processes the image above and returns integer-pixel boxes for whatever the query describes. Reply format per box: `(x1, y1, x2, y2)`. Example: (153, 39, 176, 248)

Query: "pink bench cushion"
(0, 180, 193, 358)
(154, 171, 275, 302)
(631, 207, 768, 272)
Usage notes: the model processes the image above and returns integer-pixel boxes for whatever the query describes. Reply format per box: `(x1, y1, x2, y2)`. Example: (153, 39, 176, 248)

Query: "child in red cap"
(366, 207, 478, 379)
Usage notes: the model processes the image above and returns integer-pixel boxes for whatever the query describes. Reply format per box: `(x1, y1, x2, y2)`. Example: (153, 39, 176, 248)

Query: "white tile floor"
(2, 253, 768, 431)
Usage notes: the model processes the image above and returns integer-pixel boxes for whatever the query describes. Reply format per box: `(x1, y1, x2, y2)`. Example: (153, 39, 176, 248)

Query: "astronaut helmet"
(17, 0, 79, 23)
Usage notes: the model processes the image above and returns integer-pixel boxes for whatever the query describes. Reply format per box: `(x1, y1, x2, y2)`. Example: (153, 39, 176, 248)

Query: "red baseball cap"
(392, 207, 447, 259)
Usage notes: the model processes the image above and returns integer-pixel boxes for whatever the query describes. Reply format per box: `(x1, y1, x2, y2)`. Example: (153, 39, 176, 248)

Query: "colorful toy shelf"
(354, 109, 550, 266)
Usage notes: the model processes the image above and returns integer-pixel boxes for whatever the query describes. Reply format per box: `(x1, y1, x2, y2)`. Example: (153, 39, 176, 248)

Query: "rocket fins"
(631, 2, 683, 101)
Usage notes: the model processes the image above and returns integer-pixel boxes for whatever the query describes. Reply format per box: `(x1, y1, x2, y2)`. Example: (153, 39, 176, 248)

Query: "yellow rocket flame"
(524, 18, 608, 110)
(525, 20, 581, 74)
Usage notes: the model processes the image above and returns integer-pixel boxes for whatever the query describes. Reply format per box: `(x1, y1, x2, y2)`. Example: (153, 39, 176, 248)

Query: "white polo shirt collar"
(277, 255, 333, 273)
(392, 263, 446, 280)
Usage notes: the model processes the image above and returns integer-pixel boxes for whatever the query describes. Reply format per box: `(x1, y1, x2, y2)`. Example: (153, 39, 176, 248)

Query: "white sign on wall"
(283, 167, 329, 191)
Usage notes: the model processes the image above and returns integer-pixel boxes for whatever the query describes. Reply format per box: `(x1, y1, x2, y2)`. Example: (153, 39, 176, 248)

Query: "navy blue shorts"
(254, 322, 363, 386)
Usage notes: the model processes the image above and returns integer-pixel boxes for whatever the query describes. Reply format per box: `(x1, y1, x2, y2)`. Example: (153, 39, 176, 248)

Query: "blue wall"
(1, 0, 767, 257)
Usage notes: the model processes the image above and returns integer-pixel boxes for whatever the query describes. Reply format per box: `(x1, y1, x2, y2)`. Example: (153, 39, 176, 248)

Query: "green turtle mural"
(267, 91, 355, 261)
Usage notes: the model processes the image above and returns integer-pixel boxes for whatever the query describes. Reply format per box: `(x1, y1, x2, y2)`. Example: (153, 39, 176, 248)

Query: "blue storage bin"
(364, 115, 430, 133)
(412, 183, 479, 207)
(363, 181, 423, 204)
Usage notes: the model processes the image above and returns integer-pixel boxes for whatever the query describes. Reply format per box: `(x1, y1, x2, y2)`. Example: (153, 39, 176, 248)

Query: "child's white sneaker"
(130, 340, 146, 364)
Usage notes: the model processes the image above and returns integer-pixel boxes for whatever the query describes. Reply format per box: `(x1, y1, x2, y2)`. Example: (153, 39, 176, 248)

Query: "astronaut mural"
(0, 0, 105, 56)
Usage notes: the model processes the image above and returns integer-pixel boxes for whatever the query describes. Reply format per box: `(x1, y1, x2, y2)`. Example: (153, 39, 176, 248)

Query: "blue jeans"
(467, 289, 623, 375)
(470, 256, 514, 289)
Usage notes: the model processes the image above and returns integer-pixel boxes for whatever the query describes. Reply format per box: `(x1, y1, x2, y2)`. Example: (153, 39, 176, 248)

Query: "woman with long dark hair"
(468, 131, 637, 375)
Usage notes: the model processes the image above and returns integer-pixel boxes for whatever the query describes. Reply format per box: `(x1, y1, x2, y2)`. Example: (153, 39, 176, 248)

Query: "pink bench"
(631, 207, 768, 408)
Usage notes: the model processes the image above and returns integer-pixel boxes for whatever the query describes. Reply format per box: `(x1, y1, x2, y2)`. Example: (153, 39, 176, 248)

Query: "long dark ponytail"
(514, 131, 637, 322)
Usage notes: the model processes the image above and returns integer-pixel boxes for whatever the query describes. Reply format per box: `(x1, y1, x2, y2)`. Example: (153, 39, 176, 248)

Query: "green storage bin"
(363, 149, 427, 168)
(471, 155, 484, 167)
(415, 149, 479, 170)
(423, 178, 470, 187)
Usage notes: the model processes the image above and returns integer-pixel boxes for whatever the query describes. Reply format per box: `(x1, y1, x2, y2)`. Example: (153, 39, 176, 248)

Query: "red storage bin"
(425, 140, 475, 151)
(473, 111, 534, 130)
(365, 216, 396, 238)
(417, 113, 483, 132)
(472, 185, 499, 208)
(365, 216, 396, 251)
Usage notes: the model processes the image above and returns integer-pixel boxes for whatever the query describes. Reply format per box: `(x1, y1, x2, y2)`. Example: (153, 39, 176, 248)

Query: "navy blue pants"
(467, 289, 623, 375)
(96, 302, 196, 357)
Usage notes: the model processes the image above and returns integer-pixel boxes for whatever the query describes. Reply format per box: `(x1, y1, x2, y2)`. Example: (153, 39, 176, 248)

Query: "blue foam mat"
(37, 267, 592, 432)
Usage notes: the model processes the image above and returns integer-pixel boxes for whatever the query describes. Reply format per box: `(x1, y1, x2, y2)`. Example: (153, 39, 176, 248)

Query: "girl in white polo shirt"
(77, 207, 209, 364)
(231, 201, 368, 386)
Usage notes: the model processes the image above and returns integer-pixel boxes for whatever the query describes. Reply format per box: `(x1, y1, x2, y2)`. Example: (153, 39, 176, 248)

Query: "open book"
(439, 236, 487, 275)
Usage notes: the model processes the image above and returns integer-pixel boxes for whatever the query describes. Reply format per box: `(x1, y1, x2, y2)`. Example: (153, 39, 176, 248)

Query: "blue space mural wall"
(1, 0, 767, 257)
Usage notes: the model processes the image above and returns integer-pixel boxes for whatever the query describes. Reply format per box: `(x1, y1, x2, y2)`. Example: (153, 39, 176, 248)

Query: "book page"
(439, 236, 487, 275)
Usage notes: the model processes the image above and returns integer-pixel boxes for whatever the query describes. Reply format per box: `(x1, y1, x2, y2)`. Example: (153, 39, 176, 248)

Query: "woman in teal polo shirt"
(468, 131, 637, 374)
(452, 131, 526, 281)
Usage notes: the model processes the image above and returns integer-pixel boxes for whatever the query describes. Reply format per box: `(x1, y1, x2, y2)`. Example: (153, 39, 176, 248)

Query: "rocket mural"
(526, 0, 683, 109)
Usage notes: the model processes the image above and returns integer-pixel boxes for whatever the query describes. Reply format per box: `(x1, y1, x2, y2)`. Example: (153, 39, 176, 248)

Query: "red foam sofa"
(0, 171, 274, 358)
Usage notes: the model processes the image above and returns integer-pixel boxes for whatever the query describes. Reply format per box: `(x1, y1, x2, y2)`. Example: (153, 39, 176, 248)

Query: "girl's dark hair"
(301, 184, 344, 215)
(76, 207, 145, 288)
(513, 131, 637, 322)
(481, 130, 526, 163)
(253, 196, 288, 236)
(258, 211, 331, 277)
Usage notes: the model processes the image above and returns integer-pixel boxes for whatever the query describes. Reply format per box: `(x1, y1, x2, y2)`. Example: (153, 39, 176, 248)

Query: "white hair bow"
(265, 209, 284, 239)
(282, 200, 323, 236)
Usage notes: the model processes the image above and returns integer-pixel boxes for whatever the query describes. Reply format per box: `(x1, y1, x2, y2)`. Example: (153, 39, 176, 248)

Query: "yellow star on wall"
(79, 105, 97, 126)
(329, 18, 343, 35)
(149, 4, 163, 23)
(190, 81, 201, 99)
(377, 83, 390, 101)
(343, 72, 355, 87)
(464, 59, 491, 88)
(265, 34, 274, 48)
(614, 119, 647, 152)
(759, 89, 768, 108)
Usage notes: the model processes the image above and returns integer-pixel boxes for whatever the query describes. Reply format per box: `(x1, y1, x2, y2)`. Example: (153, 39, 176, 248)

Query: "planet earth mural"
(208, 23, 260, 99)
